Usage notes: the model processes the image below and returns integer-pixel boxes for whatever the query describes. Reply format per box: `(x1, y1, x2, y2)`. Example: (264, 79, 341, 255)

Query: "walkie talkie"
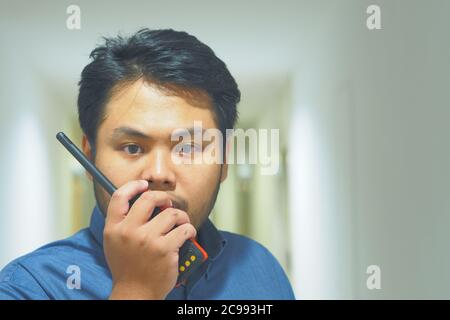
(56, 132, 208, 286)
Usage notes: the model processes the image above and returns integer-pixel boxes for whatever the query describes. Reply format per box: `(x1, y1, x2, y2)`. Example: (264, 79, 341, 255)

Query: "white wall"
(0, 53, 69, 267)
(288, 0, 450, 298)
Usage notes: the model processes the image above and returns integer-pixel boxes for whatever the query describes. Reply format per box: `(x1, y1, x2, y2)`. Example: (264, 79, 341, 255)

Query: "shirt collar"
(88, 205, 227, 276)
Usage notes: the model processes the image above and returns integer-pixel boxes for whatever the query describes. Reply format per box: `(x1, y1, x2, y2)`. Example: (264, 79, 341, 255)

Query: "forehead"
(98, 79, 217, 138)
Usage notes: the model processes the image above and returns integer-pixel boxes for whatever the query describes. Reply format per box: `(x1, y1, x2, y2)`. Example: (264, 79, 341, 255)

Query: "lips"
(165, 197, 188, 212)
(145, 191, 187, 212)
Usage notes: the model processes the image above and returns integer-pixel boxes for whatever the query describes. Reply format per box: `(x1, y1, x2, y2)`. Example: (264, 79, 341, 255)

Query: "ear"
(82, 135, 94, 182)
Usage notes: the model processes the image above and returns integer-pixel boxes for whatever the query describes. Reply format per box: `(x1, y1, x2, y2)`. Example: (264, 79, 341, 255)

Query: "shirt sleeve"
(0, 263, 49, 300)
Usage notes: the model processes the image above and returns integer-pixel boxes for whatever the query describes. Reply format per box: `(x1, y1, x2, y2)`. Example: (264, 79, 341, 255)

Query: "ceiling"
(0, 0, 334, 125)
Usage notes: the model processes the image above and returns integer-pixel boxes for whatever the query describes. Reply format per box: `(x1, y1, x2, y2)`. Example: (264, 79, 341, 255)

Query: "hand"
(104, 180, 197, 300)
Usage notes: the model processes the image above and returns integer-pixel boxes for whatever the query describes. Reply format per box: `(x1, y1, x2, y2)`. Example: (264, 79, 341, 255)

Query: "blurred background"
(1, 0, 450, 299)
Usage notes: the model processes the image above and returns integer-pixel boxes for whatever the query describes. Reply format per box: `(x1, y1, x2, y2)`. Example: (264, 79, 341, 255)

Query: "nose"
(142, 148, 176, 191)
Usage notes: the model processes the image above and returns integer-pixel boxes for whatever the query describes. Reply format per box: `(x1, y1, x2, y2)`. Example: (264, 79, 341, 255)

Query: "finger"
(124, 191, 173, 227)
(163, 223, 197, 250)
(141, 208, 190, 235)
(106, 180, 149, 225)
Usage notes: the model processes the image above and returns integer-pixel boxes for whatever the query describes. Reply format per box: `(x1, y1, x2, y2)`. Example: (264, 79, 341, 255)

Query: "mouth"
(169, 198, 188, 212)
(157, 192, 188, 212)
(152, 195, 188, 220)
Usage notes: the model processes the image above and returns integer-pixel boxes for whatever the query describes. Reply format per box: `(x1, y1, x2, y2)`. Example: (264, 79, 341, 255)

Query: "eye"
(176, 143, 202, 155)
(123, 144, 143, 155)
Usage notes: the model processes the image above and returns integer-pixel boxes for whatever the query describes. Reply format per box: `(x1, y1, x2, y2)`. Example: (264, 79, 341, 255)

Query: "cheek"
(181, 164, 221, 197)
(95, 148, 133, 188)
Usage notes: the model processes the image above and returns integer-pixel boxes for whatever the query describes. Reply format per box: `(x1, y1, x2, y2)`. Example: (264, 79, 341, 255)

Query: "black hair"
(77, 28, 240, 149)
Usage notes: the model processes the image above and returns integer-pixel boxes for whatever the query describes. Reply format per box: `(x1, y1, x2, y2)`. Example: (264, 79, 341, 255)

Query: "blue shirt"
(0, 206, 295, 300)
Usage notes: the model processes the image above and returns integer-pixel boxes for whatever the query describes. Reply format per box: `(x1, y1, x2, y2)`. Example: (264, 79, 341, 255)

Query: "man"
(0, 29, 295, 299)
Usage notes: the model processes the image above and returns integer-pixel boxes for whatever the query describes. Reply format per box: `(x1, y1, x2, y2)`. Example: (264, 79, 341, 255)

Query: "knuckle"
(161, 208, 178, 221)
(181, 210, 189, 219)
(169, 209, 187, 220)
(104, 224, 120, 237)
(137, 233, 147, 247)
(118, 227, 131, 242)
(150, 240, 165, 255)
(166, 208, 178, 217)
(187, 224, 197, 237)
(178, 210, 190, 222)
(141, 191, 155, 202)
(153, 190, 168, 198)
(112, 190, 125, 201)
(103, 227, 114, 240)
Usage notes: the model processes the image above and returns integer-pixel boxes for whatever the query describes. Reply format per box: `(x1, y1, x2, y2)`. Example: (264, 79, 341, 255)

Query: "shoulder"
(6, 228, 99, 270)
(0, 228, 100, 299)
(0, 259, 48, 299)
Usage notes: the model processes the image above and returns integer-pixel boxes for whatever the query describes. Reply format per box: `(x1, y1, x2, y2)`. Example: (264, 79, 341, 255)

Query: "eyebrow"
(110, 126, 212, 143)
(172, 127, 208, 137)
(111, 127, 151, 140)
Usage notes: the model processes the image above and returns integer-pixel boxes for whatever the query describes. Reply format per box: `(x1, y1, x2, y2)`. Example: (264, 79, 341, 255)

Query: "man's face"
(82, 79, 227, 230)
